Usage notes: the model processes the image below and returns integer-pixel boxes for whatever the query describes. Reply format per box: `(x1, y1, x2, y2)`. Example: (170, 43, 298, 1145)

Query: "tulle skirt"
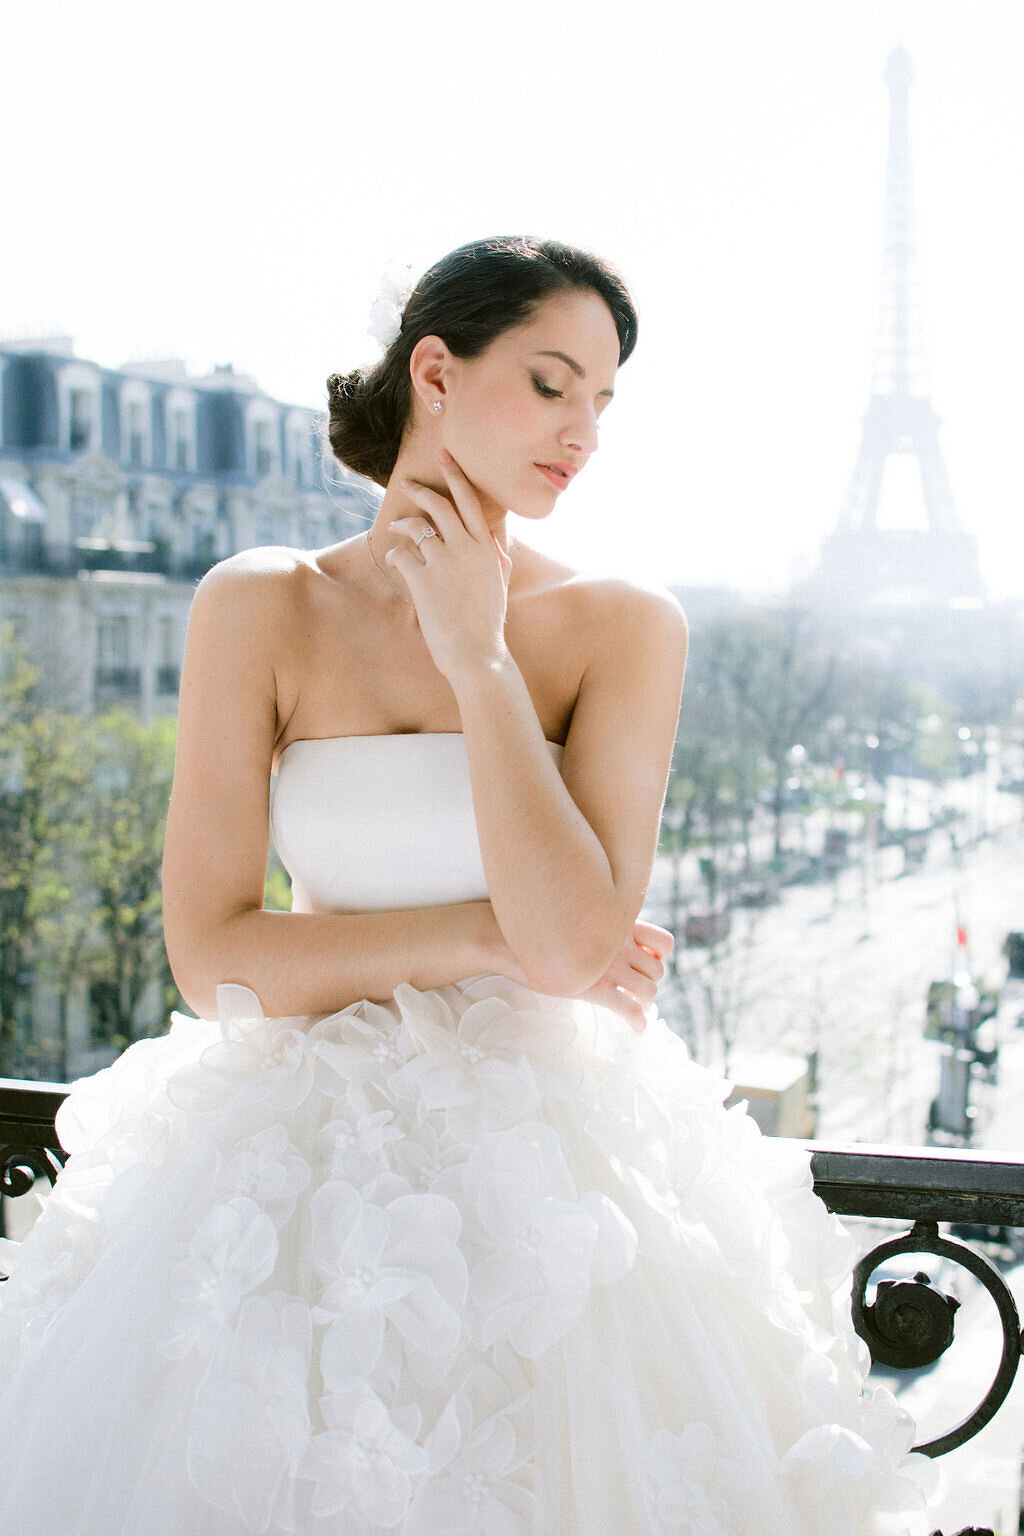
(0, 976, 934, 1534)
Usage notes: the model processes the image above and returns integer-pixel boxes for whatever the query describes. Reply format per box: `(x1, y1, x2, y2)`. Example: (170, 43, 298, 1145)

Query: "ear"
(409, 334, 455, 411)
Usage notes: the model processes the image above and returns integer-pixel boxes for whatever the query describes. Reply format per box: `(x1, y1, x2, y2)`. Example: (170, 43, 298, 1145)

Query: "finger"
(399, 479, 466, 540)
(624, 968, 658, 1007)
(603, 953, 659, 1004)
(628, 943, 664, 984)
(634, 921, 674, 959)
(384, 543, 427, 584)
(614, 987, 648, 1033)
(389, 516, 440, 551)
(438, 450, 490, 539)
(588, 978, 646, 1031)
(492, 533, 513, 590)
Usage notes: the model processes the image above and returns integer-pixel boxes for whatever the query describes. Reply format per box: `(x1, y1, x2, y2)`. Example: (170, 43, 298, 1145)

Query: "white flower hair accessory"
(367, 261, 414, 350)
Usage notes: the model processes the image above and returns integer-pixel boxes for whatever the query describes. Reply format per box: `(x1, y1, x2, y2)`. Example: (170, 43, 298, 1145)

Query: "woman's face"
(439, 289, 621, 521)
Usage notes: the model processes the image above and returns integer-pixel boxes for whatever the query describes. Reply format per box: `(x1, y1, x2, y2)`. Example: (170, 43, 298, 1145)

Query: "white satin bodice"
(271, 733, 564, 914)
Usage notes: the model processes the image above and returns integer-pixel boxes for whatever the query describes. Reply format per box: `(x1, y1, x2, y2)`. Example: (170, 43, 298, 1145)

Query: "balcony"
(0, 1075, 1017, 1534)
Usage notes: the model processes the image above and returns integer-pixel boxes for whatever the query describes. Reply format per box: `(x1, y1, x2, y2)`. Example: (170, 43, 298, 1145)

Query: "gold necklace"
(365, 528, 390, 579)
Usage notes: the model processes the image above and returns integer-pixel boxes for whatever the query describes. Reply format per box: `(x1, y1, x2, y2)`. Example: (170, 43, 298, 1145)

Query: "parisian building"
(0, 339, 374, 714)
(0, 341, 375, 1075)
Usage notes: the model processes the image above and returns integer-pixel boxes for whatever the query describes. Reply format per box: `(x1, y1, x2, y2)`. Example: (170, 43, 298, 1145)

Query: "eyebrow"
(531, 350, 615, 399)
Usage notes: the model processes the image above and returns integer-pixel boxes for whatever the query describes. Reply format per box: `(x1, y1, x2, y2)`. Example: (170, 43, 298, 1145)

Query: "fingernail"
(439, 449, 452, 464)
(400, 478, 412, 487)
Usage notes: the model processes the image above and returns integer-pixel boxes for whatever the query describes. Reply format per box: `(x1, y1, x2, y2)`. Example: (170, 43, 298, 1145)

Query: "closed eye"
(531, 375, 563, 400)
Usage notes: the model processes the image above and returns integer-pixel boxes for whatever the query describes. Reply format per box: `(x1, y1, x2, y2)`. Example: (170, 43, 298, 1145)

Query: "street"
(646, 791, 1024, 1149)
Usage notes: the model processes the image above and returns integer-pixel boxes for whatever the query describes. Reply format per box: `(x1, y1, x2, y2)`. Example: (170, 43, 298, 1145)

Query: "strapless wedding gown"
(0, 735, 933, 1534)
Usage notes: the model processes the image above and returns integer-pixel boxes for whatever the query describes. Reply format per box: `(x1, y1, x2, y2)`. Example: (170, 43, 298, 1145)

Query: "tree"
(77, 711, 178, 1050)
(0, 628, 91, 1076)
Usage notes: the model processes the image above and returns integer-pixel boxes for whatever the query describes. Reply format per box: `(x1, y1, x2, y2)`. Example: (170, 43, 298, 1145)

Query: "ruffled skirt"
(0, 977, 934, 1534)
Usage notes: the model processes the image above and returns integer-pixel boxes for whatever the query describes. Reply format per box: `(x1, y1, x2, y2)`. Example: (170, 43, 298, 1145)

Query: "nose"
(560, 405, 599, 457)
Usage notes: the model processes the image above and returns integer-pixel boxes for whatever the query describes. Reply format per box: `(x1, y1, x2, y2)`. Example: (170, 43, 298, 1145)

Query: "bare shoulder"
(515, 543, 687, 653)
(192, 545, 315, 618)
(188, 546, 322, 642)
(578, 572, 687, 637)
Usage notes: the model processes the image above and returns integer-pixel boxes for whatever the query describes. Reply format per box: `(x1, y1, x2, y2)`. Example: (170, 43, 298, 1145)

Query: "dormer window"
(119, 381, 153, 466)
(127, 401, 144, 464)
(59, 364, 101, 455)
(286, 411, 312, 489)
(246, 401, 279, 479)
(69, 388, 93, 451)
(255, 420, 273, 476)
(165, 388, 197, 473)
(172, 410, 190, 469)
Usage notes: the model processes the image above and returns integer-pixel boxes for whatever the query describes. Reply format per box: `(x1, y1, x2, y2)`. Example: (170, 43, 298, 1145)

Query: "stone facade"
(0, 343, 375, 715)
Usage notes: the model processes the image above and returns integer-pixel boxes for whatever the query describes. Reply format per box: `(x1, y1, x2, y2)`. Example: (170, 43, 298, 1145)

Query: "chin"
(506, 499, 557, 523)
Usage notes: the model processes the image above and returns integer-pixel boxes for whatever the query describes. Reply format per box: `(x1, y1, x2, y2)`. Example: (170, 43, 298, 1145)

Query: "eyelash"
(531, 376, 563, 400)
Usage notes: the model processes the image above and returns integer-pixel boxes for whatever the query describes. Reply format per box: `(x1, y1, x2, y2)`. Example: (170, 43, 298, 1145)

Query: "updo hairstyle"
(327, 236, 637, 488)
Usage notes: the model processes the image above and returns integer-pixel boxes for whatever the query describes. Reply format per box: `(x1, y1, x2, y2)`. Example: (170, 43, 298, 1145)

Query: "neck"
(371, 455, 513, 558)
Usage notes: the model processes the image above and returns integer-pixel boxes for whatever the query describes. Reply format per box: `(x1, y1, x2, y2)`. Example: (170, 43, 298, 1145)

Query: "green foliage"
(0, 625, 184, 1075)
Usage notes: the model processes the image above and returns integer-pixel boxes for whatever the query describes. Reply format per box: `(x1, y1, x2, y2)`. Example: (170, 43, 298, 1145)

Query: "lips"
(535, 462, 578, 489)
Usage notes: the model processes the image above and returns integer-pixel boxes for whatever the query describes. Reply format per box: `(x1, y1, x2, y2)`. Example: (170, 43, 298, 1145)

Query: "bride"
(0, 237, 931, 1533)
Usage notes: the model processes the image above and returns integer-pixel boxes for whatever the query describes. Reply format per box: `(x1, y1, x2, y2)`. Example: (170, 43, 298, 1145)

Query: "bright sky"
(3, 0, 1022, 597)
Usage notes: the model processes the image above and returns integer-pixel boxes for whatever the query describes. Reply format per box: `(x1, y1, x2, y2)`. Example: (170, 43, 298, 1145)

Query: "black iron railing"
(0, 1078, 1013, 1535)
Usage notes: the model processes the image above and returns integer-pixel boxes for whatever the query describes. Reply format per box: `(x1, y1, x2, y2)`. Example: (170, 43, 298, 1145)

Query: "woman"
(0, 237, 931, 1533)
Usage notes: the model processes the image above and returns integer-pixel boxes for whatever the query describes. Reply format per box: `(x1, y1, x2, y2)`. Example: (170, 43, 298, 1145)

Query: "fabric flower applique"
(166, 985, 314, 1118)
(781, 1352, 935, 1533)
(451, 1124, 635, 1357)
(310, 1179, 467, 1391)
(300, 1385, 427, 1526)
(391, 1116, 473, 1195)
(389, 986, 579, 1137)
(160, 1196, 279, 1359)
(642, 1422, 732, 1535)
(311, 1003, 417, 1105)
(367, 261, 413, 351)
(407, 1381, 535, 1536)
(213, 1124, 311, 1228)
(0, 1203, 103, 1360)
(317, 1103, 403, 1191)
(187, 1292, 313, 1534)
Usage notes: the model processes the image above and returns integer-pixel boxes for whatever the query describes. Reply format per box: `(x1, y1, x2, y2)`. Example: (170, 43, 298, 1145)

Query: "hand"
(577, 921, 673, 1032)
(386, 451, 511, 682)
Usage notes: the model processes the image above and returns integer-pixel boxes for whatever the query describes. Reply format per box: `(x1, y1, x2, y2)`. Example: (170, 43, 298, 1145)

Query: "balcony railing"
(0, 1075, 1014, 1535)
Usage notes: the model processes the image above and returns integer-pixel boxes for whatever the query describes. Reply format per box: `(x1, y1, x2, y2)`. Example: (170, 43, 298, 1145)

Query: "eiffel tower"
(810, 46, 985, 607)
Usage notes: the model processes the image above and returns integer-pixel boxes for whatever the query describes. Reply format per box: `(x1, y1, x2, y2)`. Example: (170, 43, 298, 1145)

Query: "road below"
(645, 802, 1024, 1147)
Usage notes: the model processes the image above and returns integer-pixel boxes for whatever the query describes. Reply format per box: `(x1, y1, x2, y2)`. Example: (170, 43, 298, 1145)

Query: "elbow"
(517, 932, 622, 1001)
(165, 909, 253, 1022)
(166, 944, 220, 1021)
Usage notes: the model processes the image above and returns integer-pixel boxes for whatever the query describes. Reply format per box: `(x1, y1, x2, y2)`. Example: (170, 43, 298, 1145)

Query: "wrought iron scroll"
(852, 1220, 1022, 1457)
(0, 1077, 70, 1271)
(810, 1142, 1024, 1461)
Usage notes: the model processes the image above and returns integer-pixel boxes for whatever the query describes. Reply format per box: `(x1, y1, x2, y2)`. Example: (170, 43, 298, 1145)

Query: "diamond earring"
(432, 401, 443, 414)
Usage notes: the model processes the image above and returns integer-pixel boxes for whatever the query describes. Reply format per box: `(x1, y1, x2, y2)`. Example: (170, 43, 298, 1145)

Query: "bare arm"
(389, 455, 688, 996)
(162, 554, 508, 1018)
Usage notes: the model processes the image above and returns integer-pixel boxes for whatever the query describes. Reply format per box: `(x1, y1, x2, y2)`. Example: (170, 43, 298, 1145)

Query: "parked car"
(1004, 931, 1024, 979)
(683, 908, 731, 947)
(729, 879, 781, 909)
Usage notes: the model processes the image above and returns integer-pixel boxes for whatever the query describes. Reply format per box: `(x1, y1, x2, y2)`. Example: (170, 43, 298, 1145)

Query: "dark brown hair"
(327, 236, 637, 488)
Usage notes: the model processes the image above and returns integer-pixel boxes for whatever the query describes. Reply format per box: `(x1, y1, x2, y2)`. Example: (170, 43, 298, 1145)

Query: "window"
(286, 413, 312, 488)
(247, 403, 279, 479)
(158, 614, 175, 666)
(165, 390, 197, 472)
(60, 364, 101, 455)
(98, 614, 130, 668)
(173, 409, 190, 470)
(127, 401, 145, 465)
(69, 389, 93, 451)
(156, 613, 179, 695)
(255, 420, 273, 477)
